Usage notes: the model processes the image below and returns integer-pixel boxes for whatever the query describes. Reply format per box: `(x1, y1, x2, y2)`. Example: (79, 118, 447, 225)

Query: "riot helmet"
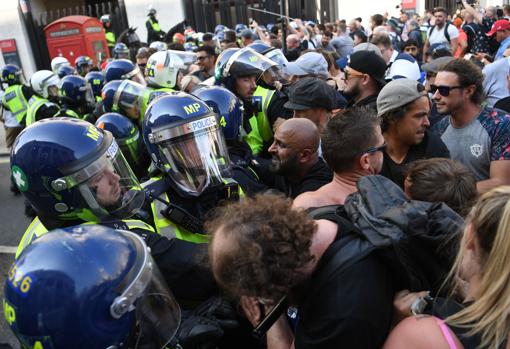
(1, 64, 24, 86)
(30, 70, 60, 100)
(248, 42, 289, 69)
(85, 71, 105, 98)
(193, 86, 244, 141)
(51, 56, 70, 74)
(143, 93, 233, 196)
(95, 112, 144, 169)
(101, 79, 146, 120)
(4, 224, 180, 349)
(146, 50, 187, 89)
(113, 42, 130, 60)
(75, 55, 93, 76)
(105, 59, 146, 86)
(214, 47, 284, 91)
(10, 118, 145, 221)
(59, 75, 95, 111)
(149, 41, 167, 52)
(57, 65, 77, 79)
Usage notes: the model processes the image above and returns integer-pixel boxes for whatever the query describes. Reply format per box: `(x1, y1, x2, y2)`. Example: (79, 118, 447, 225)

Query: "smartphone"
(252, 296, 288, 339)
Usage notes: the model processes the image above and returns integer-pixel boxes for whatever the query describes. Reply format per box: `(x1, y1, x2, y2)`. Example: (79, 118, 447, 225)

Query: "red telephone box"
(44, 15, 110, 67)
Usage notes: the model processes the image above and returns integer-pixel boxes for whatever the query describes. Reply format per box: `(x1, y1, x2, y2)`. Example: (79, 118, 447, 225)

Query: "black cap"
(348, 50, 387, 87)
(284, 77, 336, 111)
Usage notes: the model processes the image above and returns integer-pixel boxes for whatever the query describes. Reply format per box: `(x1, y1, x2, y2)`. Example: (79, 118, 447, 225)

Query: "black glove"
(174, 314, 223, 349)
(194, 296, 240, 330)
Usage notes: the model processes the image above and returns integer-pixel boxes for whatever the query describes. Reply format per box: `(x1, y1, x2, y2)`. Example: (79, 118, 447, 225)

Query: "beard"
(342, 82, 362, 101)
(269, 153, 300, 176)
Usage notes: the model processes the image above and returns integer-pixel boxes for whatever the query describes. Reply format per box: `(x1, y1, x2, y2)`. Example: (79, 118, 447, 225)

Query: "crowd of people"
(2, 1, 510, 348)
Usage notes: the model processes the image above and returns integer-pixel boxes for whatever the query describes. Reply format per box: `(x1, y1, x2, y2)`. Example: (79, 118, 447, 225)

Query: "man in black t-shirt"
(377, 79, 450, 188)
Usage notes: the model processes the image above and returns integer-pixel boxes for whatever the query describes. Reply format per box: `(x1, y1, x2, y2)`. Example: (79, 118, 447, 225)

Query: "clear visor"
(226, 48, 284, 88)
(118, 131, 142, 166)
(260, 65, 286, 88)
(265, 49, 289, 68)
(124, 66, 147, 86)
(52, 137, 145, 220)
(82, 83, 96, 106)
(110, 230, 181, 348)
(150, 114, 232, 195)
(168, 50, 198, 66)
(113, 80, 146, 120)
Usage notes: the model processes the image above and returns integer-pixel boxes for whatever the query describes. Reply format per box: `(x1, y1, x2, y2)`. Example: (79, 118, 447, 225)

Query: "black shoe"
(10, 182, 20, 195)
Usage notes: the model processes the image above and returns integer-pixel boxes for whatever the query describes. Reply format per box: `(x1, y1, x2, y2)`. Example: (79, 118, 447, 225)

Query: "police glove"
(194, 296, 239, 330)
(174, 314, 223, 349)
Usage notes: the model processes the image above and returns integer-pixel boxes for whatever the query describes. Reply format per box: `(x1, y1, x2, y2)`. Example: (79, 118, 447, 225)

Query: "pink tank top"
(435, 317, 459, 349)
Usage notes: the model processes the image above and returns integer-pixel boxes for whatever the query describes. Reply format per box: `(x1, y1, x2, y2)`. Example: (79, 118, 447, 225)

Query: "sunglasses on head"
(430, 84, 463, 97)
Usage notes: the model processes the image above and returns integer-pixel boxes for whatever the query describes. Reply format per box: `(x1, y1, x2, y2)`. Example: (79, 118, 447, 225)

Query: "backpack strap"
(428, 22, 451, 43)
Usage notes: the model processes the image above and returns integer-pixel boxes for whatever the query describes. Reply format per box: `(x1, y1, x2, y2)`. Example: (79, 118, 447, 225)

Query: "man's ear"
(359, 153, 370, 171)
(299, 148, 314, 163)
(464, 84, 476, 102)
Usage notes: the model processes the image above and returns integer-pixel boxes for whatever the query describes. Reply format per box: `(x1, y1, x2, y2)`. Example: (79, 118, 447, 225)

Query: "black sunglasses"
(356, 143, 387, 156)
(430, 84, 463, 97)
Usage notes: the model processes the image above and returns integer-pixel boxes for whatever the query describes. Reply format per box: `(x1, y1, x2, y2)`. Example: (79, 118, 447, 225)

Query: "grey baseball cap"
(377, 78, 428, 116)
(284, 52, 329, 79)
(421, 56, 454, 74)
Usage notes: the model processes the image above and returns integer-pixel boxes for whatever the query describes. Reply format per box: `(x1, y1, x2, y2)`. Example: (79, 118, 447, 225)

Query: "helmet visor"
(111, 230, 181, 348)
(152, 113, 232, 195)
(118, 130, 142, 167)
(265, 48, 289, 68)
(113, 80, 146, 120)
(54, 135, 144, 220)
(124, 66, 147, 86)
(226, 48, 283, 88)
(167, 50, 198, 67)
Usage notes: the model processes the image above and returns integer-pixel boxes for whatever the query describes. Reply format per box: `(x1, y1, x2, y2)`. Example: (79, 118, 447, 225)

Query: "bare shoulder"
(292, 190, 321, 209)
(383, 315, 462, 349)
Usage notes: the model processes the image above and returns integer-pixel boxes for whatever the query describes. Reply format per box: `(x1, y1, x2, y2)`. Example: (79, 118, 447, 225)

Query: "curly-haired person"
(207, 194, 394, 349)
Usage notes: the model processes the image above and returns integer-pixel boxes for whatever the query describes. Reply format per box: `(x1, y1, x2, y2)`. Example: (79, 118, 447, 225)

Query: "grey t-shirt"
(330, 35, 354, 59)
(433, 107, 510, 181)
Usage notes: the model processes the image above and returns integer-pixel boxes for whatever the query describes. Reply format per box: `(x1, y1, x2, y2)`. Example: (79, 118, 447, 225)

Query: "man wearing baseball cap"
(377, 79, 449, 188)
(284, 77, 338, 132)
(486, 19, 510, 60)
(343, 50, 387, 110)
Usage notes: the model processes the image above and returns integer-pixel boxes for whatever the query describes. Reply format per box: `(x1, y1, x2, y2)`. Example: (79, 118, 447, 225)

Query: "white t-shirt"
(428, 23, 459, 50)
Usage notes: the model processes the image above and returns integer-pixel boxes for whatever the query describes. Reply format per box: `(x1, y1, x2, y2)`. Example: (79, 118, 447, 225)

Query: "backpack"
(309, 175, 463, 294)
(428, 21, 451, 43)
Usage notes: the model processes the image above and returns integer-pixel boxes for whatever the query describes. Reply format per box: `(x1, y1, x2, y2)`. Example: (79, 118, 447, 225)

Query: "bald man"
(260, 118, 333, 198)
(293, 107, 384, 209)
(285, 34, 302, 62)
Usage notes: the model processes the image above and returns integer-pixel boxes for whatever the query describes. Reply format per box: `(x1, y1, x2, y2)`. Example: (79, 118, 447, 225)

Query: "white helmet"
(146, 51, 186, 88)
(149, 41, 167, 52)
(51, 57, 70, 74)
(31, 70, 60, 98)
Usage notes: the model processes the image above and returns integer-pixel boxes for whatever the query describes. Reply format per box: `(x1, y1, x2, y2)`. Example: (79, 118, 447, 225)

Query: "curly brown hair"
(206, 194, 317, 301)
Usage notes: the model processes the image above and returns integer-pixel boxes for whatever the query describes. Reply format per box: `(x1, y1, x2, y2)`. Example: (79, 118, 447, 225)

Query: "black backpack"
(308, 175, 463, 294)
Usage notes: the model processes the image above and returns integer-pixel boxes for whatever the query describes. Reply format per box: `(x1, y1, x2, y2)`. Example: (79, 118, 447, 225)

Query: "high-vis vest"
(244, 86, 275, 155)
(105, 31, 116, 48)
(2, 85, 29, 124)
(149, 18, 161, 32)
(140, 87, 175, 125)
(25, 95, 49, 126)
(16, 217, 155, 259)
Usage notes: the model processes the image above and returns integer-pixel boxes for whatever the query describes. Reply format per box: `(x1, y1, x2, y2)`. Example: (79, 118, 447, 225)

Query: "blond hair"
(446, 186, 510, 348)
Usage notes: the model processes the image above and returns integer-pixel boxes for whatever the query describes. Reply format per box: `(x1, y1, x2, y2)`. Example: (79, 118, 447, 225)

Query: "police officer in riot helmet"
(215, 47, 291, 156)
(5, 224, 237, 349)
(10, 117, 220, 309)
(25, 70, 61, 126)
(142, 92, 241, 243)
(194, 85, 268, 195)
(101, 79, 147, 125)
(55, 75, 96, 121)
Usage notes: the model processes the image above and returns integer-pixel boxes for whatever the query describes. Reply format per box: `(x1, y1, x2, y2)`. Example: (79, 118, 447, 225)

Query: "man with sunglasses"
(342, 50, 387, 110)
(193, 45, 218, 81)
(293, 107, 385, 209)
(432, 59, 510, 194)
(377, 79, 450, 189)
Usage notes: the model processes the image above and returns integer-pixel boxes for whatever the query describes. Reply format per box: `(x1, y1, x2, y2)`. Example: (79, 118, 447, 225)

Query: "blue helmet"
(113, 42, 130, 59)
(74, 55, 93, 76)
(10, 118, 145, 221)
(1, 64, 23, 85)
(59, 75, 95, 108)
(101, 80, 146, 120)
(214, 47, 282, 92)
(143, 92, 232, 196)
(85, 71, 105, 97)
(4, 224, 180, 349)
(104, 59, 146, 85)
(235, 23, 248, 35)
(193, 86, 243, 141)
(247, 42, 289, 69)
(214, 24, 225, 35)
(96, 112, 143, 167)
(57, 64, 77, 79)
